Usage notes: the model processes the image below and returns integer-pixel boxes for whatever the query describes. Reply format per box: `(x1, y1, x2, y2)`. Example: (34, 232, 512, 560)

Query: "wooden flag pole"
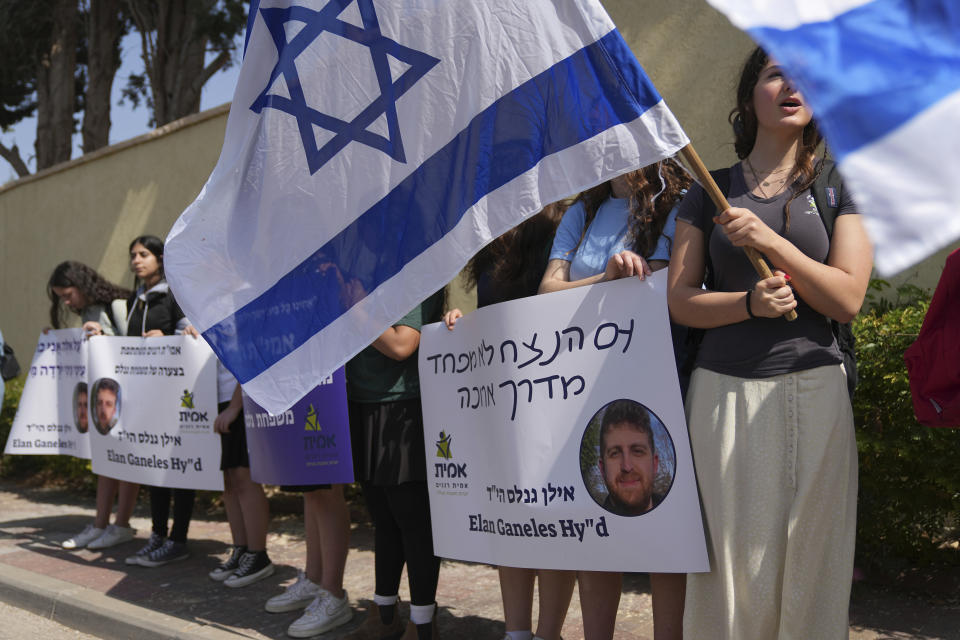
(678, 143, 798, 322)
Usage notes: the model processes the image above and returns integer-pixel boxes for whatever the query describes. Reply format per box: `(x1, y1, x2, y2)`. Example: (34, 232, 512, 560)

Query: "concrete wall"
(0, 106, 230, 357)
(1, 2, 954, 358)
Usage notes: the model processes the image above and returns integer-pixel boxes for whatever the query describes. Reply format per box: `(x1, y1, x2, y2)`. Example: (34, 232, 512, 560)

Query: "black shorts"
(349, 397, 426, 486)
(219, 401, 250, 470)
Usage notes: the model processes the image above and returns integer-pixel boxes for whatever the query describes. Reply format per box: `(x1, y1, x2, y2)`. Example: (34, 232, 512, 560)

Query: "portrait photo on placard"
(73, 382, 89, 434)
(90, 378, 121, 435)
(579, 398, 676, 517)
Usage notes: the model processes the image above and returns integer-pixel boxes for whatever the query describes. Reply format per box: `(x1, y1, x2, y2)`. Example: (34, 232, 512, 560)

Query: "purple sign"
(242, 368, 353, 485)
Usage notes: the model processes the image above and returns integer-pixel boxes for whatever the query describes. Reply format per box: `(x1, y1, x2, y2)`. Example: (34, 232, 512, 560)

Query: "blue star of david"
(250, 0, 440, 174)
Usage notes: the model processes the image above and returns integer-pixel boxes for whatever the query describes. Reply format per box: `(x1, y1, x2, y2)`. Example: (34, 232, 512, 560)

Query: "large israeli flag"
(705, 0, 960, 276)
(165, 0, 688, 414)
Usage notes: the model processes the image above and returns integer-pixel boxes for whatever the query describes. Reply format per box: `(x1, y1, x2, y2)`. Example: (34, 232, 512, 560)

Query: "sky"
(1, 31, 243, 184)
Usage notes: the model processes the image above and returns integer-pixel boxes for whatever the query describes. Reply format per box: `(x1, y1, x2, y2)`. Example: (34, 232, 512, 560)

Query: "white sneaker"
(286, 589, 352, 638)
(62, 524, 105, 550)
(87, 524, 136, 549)
(264, 571, 322, 613)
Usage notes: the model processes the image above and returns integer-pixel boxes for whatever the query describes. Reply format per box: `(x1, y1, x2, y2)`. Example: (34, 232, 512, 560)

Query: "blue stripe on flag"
(206, 28, 661, 383)
(750, 0, 960, 159)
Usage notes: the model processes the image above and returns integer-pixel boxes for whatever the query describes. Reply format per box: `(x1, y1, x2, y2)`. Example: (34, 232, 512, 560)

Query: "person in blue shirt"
(539, 159, 691, 640)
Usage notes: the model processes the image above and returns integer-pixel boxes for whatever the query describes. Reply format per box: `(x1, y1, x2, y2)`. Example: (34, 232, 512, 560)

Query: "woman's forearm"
(538, 271, 606, 294)
(760, 217, 872, 322)
(668, 286, 750, 328)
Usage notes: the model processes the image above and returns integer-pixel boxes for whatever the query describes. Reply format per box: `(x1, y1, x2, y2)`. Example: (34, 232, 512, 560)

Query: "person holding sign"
(120, 235, 202, 568)
(444, 205, 576, 640)
(48, 261, 139, 552)
(667, 48, 872, 639)
(345, 291, 444, 640)
(210, 365, 273, 587)
(264, 485, 352, 638)
(539, 160, 691, 640)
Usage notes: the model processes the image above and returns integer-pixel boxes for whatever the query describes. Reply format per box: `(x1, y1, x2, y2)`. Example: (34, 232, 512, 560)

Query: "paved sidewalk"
(0, 480, 957, 639)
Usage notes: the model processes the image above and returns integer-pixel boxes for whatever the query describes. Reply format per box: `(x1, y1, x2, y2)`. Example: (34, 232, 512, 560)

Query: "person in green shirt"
(345, 290, 444, 640)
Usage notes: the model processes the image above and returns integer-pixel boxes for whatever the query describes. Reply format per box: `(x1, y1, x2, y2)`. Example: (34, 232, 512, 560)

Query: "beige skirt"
(683, 365, 857, 640)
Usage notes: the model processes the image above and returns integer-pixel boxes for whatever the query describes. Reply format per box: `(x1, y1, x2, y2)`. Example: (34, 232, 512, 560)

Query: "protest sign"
(242, 367, 354, 485)
(3, 329, 91, 458)
(87, 335, 222, 490)
(418, 273, 708, 572)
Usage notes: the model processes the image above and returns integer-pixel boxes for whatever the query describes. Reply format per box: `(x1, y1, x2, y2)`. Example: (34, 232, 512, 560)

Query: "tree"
(35, 0, 79, 170)
(123, 0, 246, 127)
(0, 0, 91, 177)
(0, 1, 49, 177)
(81, 0, 125, 153)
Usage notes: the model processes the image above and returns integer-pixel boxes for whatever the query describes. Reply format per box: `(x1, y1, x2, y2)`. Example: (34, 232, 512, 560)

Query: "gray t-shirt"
(676, 164, 857, 378)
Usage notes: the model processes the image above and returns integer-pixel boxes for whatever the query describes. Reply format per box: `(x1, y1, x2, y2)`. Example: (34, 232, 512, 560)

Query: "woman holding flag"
(667, 48, 872, 638)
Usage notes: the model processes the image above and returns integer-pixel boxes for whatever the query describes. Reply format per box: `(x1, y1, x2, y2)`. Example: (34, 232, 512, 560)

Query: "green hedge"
(853, 284, 960, 568)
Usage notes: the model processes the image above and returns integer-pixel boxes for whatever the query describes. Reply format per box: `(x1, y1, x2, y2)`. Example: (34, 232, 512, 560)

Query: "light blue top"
(548, 197, 678, 281)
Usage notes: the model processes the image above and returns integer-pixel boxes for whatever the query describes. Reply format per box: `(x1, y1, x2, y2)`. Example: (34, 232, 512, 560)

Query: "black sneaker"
(209, 545, 247, 581)
(125, 532, 165, 566)
(224, 550, 275, 588)
(138, 539, 189, 567)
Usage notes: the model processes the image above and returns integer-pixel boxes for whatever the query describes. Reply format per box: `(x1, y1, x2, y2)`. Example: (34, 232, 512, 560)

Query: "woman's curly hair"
(48, 261, 132, 329)
(729, 46, 824, 231)
(574, 158, 691, 259)
(464, 202, 568, 290)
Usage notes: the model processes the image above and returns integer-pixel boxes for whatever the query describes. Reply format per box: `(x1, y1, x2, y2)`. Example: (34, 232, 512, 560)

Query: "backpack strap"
(809, 158, 858, 399)
(810, 158, 843, 238)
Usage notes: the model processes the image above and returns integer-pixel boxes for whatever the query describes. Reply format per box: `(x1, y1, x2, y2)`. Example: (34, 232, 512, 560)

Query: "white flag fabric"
(704, 0, 960, 276)
(165, 0, 689, 414)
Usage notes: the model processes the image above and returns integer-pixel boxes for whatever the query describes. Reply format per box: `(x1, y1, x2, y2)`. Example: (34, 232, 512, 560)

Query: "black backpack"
(1, 342, 21, 381)
(684, 159, 858, 400)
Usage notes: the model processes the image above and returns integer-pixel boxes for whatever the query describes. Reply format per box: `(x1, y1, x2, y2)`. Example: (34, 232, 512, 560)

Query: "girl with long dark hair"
(667, 47, 872, 638)
(444, 204, 573, 640)
(120, 235, 203, 568)
(539, 161, 692, 640)
(49, 261, 139, 551)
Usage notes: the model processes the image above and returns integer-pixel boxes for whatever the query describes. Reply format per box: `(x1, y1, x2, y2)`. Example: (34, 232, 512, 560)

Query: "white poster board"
(3, 329, 91, 459)
(418, 273, 708, 572)
(87, 335, 222, 490)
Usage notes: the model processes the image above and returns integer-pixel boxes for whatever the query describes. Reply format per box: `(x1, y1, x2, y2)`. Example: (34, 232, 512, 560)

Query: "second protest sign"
(418, 273, 708, 572)
(87, 335, 222, 490)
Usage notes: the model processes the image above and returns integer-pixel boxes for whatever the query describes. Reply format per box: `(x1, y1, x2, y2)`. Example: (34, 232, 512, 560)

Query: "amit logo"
(436, 431, 452, 459)
(304, 404, 320, 431)
(178, 387, 208, 426)
(303, 404, 336, 450)
(433, 431, 467, 486)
